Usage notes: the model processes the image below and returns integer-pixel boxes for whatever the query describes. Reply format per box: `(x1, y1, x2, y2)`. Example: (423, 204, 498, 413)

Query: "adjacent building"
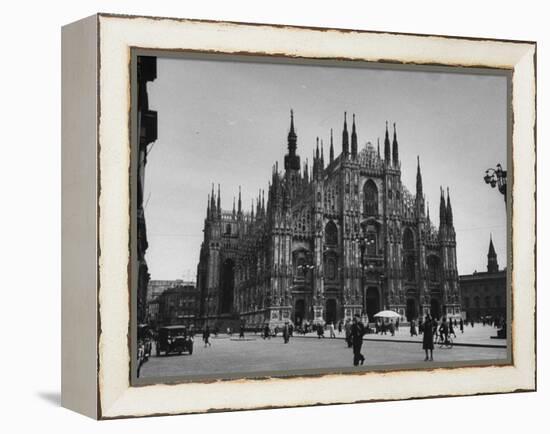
(155, 281, 199, 327)
(459, 237, 506, 321)
(147, 279, 184, 303)
(136, 56, 158, 324)
(196, 111, 461, 329)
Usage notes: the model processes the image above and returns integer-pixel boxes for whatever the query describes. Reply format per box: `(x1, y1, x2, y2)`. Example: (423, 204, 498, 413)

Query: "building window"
(404, 255, 415, 281)
(293, 251, 309, 279)
(325, 221, 338, 245)
(403, 228, 414, 250)
(366, 232, 377, 256)
(363, 179, 378, 216)
(324, 254, 337, 280)
(474, 296, 480, 309)
(225, 224, 231, 235)
(427, 256, 440, 282)
(485, 296, 491, 308)
(464, 297, 470, 309)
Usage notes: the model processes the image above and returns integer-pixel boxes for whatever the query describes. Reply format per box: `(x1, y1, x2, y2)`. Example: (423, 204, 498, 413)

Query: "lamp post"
(484, 164, 507, 204)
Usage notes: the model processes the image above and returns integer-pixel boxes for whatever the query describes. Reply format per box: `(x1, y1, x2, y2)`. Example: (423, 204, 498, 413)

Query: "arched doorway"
(363, 180, 378, 216)
(220, 259, 235, 314)
(294, 299, 305, 325)
(366, 287, 380, 321)
(325, 299, 337, 324)
(406, 298, 418, 321)
(430, 298, 441, 320)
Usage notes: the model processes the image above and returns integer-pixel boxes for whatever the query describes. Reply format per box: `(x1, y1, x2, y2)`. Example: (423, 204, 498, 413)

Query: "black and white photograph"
(134, 54, 510, 381)
(3, 0, 543, 429)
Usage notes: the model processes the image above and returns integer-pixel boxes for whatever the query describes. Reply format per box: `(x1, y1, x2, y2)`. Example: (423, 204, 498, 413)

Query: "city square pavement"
(139, 326, 507, 379)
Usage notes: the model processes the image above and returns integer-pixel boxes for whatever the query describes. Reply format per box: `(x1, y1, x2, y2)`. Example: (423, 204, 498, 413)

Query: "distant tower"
(284, 109, 301, 171)
(487, 235, 499, 273)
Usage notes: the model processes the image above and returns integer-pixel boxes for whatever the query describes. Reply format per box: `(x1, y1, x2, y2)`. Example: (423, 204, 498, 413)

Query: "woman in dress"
(422, 314, 434, 361)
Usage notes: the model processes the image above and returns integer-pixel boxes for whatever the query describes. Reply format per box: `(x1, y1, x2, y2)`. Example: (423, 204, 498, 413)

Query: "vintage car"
(156, 325, 194, 356)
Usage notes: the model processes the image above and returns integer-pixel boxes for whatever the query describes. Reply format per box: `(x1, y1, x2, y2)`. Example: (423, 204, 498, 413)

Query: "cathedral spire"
(304, 158, 309, 182)
(217, 184, 221, 218)
(392, 122, 399, 166)
(288, 109, 296, 147)
(377, 138, 380, 159)
(384, 121, 391, 163)
(210, 183, 215, 216)
(487, 234, 499, 273)
(446, 187, 454, 226)
(232, 196, 236, 218)
(427, 201, 431, 225)
(238, 185, 242, 215)
(207, 193, 211, 219)
(329, 128, 334, 164)
(251, 199, 254, 221)
(416, 156, 423, 197)
(351, 113, 358, 158)
(284, 109, 300, 171)
(316, 137, 320, 160)
(439, 186, 446, 228)
(342, 112, 349, 157)
(262, 189, 265, 216)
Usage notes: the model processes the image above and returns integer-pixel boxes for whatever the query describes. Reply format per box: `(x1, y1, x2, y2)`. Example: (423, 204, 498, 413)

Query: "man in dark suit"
(350, 314, 366, 366)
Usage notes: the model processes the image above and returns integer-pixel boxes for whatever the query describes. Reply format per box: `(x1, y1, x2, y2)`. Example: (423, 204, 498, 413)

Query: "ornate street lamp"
(484, 164, 507, 204)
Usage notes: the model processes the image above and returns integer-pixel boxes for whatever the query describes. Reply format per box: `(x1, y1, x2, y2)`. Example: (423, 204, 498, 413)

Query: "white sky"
(145, 56, 508, 280)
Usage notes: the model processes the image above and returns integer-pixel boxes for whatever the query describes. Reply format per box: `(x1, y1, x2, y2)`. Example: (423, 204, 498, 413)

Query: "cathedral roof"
(357, 142, 383, 170)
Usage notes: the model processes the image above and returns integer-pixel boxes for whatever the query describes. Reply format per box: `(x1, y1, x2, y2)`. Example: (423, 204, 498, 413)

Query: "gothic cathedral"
(196, 111, 461, 328)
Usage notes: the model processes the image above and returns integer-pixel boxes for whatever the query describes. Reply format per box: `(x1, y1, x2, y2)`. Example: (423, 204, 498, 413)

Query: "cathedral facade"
(196, 111, 461, 328)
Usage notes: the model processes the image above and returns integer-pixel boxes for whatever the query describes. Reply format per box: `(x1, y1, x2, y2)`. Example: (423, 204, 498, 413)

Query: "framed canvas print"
(61, 13, 536, 419)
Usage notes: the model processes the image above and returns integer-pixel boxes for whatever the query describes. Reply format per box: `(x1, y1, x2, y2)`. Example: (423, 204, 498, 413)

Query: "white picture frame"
(61, 13, 536, 419)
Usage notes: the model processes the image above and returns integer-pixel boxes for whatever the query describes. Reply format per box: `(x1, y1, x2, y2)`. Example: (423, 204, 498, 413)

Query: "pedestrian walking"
(449, 318, 456, 338)
(422, 314, 434, 361)
(203, 326, 212, 348)
(329, 322, 336, 338)
(389, 320, 395, 336)
(239, 324, 245, 339)
(338, 320, 343, 334)
(283, 322, 290, 343)
(350, 314, 366, 366)
(345, 319, 352, 347)
(410, 319, 418, 337)
(395, 318, 400, 332)
(263, 323, 271, 340)
(289, 323, 294, 337)
(316, 323, 325, 339)
(439, 317, 450, 345)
